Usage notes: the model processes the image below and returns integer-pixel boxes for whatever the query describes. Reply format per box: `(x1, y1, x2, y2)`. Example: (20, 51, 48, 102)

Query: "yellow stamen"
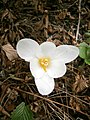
(39, 57, 50, 72)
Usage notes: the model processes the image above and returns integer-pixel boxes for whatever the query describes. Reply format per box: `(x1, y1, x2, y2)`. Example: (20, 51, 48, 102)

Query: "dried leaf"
(48, 25, 53, 33)
(31, 102, 39, 113)
(76, 104, 80, 111)
(55, 10, 67, 20)
(69, 97, 80, 111)
(69, 97, 76, 108)
(2, 43, 18, 61)
(43, 10, 49, 38)
(67, 12, 75, 19)
(7, 88, 18, 100)
(18, 30, 24, 37)
(1, 9, 8, 21)
(73, 75, 88, 93)
(47, 36, 53, 42)
(5, 103, 16, 112)
(68, 31, 75, 39)
(53, 39, 61, 46)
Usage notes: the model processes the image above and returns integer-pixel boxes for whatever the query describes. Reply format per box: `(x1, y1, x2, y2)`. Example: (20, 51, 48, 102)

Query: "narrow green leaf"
(11, 102, 33, 120)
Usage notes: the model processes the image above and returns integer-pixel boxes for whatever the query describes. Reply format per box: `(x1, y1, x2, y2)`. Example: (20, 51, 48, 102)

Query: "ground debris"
(0, 0, 90, 120)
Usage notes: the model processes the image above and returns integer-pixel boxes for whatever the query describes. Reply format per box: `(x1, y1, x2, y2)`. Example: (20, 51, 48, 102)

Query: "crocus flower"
(16, 38, 79, 95)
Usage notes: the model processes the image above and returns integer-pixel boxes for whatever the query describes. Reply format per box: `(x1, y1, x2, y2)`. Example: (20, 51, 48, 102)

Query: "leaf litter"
(0, 0, 90, 120)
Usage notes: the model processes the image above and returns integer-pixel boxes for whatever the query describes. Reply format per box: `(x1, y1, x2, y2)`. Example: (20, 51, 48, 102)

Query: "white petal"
(55, 45, 79, 63)
(35, 73, 55, 95)
(30, 58, 45, 78)
(47, 59, 66, 78)
(16, 38, 39, 61)
(37, 42, 56, 58)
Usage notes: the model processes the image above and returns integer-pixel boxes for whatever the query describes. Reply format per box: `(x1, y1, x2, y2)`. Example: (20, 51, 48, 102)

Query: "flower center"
(39, 57, 50, 72)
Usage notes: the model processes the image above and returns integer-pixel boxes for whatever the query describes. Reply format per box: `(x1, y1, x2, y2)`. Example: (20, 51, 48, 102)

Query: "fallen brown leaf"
(2, 43, 18, 61)
(70, 97, 80, 111)
(73, 74, 88, 93)
(55, 10, 67, 20)
(5, 102, 16, 112)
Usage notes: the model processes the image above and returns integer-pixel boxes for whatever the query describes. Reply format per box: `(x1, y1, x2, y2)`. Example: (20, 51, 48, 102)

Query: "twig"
(0, 105, 10, 117)
(12, 87, 90, 117)
(76, 0, 82, 41)
(43, 10, 49, 38)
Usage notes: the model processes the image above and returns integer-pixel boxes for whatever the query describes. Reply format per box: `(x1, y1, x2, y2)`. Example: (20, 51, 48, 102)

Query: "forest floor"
(0, 0, 90, 120)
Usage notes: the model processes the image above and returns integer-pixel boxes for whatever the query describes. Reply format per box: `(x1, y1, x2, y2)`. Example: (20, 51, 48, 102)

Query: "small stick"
(12, 87, 90, 117)
(43, 10, 49, 38)
(76, 0, 82, 41)
(0, 105, 10, 117)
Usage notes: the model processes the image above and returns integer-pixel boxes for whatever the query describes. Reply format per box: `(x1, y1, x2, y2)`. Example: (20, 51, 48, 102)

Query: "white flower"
(16, 38, 79, 95)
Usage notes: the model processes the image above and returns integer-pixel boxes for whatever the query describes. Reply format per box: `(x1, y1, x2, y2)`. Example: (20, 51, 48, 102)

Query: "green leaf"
(84, 32, 90, 37)
(79, 42, 88, 59)
(11, 102, 33, 120)
(85, 58, 90, 65)
(86, 37, 90, 43)
(87, 30, 90, 33)
(86, 46, 90, 59)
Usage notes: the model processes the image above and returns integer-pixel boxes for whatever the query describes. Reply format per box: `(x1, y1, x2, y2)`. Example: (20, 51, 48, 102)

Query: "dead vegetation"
(0, 0, 90, 120)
